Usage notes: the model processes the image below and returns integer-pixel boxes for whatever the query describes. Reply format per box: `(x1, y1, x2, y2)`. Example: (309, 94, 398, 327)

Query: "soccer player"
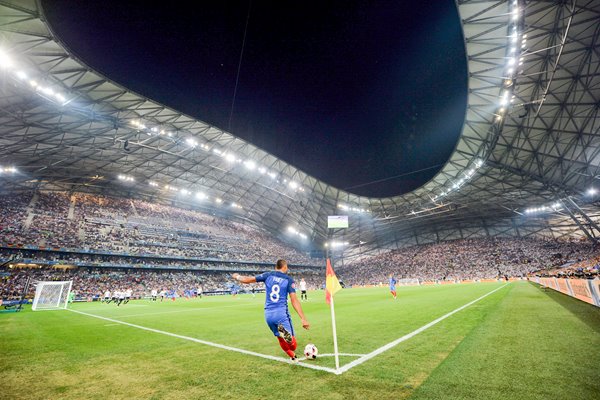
(389, 275, 397, 299)
(103, 290, 111, 303)
(124, 288, 132, 304)
(151, 289, 157, 301)
(233, 259, 310, 361)
(299, 278, 308, 301)
(117, 290, 125, 306)
(197, 285, 203, 299)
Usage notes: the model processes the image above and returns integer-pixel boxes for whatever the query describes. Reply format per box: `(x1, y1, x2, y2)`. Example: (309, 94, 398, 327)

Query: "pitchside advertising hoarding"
(536, 277, 600, 307)
(328, 216, 349, 229)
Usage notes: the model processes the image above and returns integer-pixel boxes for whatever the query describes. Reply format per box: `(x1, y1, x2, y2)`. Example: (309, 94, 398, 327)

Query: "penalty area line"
(336, 282, 510, 374)
(67, 309, 338, 374)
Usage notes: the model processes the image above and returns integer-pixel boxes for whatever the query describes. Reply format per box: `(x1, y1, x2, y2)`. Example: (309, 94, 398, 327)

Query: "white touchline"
(335, 283, 510, 374)
(68, 309, 338, 374)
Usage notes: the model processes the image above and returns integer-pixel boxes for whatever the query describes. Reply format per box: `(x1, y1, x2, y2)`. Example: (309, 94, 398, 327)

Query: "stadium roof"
(0, 0, 599, 259)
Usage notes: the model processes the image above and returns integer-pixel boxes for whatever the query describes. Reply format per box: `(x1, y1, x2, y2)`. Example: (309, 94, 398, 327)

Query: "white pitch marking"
(103, 323, 120, 326)
(298, 353, 366, 361)
(336, 283, 510, 374)
(68, 309, 337, 374)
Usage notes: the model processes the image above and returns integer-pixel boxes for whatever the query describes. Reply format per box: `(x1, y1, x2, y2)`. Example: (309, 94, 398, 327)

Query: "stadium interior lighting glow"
(224, 153, 236, 162)
(287, 226, 307, 240)
(180, 189, 190, 196)
(268, 172, 277, 179)
(588, 188, 597, 196)
(258, 167, 266, 174)
(289, 181, 298, 190)
(186, 138, 198, 148)
(195, 192, 207, 200)
(16, 70, 26, 80)
(148, 181, 159, 187)
(117, 174, 135, 182)
(328, 241, 349, 248)
(0, 166, 17, 173)
(0, 49, 13, 68)
(337, 203, 368, 213)
(215, 198, 223, 204)
(244, 160, 256, 170)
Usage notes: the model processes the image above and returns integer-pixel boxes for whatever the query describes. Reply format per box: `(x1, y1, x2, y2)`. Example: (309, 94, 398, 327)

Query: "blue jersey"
(255, 271, 296, 312)
(389, 277, 397, 289)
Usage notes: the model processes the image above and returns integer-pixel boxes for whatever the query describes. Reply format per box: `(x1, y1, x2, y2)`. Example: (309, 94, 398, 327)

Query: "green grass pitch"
(1, 281, 599, 399)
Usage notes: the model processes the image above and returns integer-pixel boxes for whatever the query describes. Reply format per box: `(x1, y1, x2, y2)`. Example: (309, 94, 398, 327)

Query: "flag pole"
(329, 288, 340, 370)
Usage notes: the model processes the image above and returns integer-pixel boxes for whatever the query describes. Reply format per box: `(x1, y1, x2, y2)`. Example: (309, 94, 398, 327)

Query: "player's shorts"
(301, 290, 307, 294)
(265, 310, 295, 337)
(390, 287, 396, 292)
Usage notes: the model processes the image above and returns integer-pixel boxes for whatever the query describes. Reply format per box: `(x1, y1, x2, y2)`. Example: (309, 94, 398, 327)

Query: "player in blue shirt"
(389, 275, 397, 299)
(233, 259, 310, 361)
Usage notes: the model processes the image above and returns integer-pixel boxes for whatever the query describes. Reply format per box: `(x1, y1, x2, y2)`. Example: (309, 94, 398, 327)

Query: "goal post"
(32, 281, 73, 311)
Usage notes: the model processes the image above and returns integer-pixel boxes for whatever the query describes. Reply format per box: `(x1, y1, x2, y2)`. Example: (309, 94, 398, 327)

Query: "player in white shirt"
(196, 285, 203, 299)
(160, 289, 166, 302)
(151, 289, 157, 301)
(103, 290, 111, 303)
(124, 288, 132, 304)
(299, 278, 308, 301)
(117, 290, 125, 306)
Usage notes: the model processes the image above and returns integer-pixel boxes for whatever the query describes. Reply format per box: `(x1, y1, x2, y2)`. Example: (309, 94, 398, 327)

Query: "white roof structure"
(0, 0, 599, 259)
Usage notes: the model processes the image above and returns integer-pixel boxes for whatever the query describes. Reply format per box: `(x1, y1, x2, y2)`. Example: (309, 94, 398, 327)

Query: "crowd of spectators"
(0, 191, 320, 265)
(0, 266, 325, 300)
(339, 237, 597, 285)
(535, 254, 600, 279)
(0, 248, 321, 274)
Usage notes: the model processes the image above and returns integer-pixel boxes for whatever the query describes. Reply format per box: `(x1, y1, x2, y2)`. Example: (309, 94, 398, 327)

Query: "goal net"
(32, 281, 73, 311)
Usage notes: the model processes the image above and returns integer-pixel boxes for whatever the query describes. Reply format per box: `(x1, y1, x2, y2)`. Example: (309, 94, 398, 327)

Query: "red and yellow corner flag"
(325, 258, 342, 304)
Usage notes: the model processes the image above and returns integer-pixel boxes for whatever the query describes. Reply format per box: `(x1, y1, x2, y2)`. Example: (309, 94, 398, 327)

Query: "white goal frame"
(32, 280, 73, 311)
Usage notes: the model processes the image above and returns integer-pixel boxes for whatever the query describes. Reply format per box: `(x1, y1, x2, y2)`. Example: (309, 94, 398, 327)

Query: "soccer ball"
(304, 343, 318, 360)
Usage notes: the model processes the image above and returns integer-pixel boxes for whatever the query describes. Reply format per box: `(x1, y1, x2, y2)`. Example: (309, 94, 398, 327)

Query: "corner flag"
(325, 258, 342, 304)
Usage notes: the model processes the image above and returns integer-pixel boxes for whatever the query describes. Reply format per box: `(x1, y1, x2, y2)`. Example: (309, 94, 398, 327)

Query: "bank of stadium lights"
(131, 120, 174, 138)
(215, 198, 223, 204)
(287, 226, 307, 240)
(525, 202, 562, 215)
(325, 241, 349, 248)
(148, 181, 159, 187)
(117, 174, 134, 182)
(337, 204, 369, 213)
(432, 159, 484, 202)
(496, 1, 525, 124)
(0, 166, 17, 174)
(0, 49, 70, 105)
(231, 202, 243, 209)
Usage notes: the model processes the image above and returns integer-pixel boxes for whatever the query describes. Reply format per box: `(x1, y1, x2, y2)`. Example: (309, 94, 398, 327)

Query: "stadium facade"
(0, 0, 598, 260)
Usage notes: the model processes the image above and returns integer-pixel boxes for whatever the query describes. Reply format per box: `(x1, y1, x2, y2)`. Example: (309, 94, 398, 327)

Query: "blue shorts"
(390, 287, 396, 291)
(265, 310, 295, 337)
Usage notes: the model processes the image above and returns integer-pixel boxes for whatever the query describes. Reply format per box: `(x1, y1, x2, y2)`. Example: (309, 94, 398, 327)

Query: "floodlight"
(0, 50, 13, 68)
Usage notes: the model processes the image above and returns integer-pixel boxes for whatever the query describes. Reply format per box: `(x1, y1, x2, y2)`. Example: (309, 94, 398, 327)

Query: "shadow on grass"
(528, 281, 600, 335)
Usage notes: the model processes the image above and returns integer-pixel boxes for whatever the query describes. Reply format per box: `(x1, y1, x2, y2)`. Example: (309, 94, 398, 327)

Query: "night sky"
(42, 1, 467, 197)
